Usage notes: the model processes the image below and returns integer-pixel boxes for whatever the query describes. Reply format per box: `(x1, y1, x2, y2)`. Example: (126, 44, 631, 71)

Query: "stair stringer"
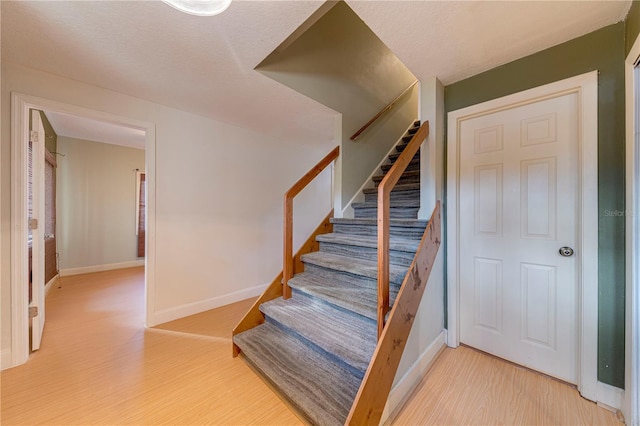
(232, 211, 333, 357)
(346, 202, 441, 425)
(341, 119, 419, 219)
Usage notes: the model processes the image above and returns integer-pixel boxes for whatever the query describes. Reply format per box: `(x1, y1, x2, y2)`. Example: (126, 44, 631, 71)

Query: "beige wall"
(56, 137, 145, 271)
(257, 1, 418, 211)
(1, 62, 333, 365)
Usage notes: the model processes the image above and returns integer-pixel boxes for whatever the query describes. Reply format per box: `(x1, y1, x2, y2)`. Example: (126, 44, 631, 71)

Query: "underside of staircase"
(233, 121, 431, 425)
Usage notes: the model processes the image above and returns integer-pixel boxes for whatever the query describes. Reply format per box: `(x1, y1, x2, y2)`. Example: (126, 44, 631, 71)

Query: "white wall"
(56, 137, 146, 272)
(1, 62, 334, 364)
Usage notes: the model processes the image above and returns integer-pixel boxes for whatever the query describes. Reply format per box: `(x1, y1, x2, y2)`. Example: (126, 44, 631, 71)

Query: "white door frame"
(9, 93, 157, 368)
(625, 33, 640, 426)
(446, 71, 599, 401)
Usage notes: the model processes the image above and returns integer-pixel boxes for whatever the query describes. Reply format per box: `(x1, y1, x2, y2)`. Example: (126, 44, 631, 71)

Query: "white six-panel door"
(458, 93, 579, 383)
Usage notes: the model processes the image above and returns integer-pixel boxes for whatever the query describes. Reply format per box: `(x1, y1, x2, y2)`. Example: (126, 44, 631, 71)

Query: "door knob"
(559, 247, 574, 257)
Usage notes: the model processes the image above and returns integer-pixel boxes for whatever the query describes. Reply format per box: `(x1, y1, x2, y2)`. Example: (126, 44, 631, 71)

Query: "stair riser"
(303, 263, 406, 288)
(319, 242, 416, 267)
(353, 206, 418, 219)
(332, 223, 425, 239)
(374, 173, 419, 187)
(381, 160, 419, 173)
(363, 189, 420, 203)
(389, 151, 419, 163)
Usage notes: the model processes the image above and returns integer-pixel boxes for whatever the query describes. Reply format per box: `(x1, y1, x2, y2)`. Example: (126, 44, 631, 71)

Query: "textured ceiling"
(1, 1, 632, 143)
(46, 111, 147, 150)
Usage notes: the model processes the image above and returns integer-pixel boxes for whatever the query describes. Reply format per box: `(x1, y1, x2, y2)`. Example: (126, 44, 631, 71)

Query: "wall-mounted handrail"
(283, 146, 340, 299)
(350, 80, 418, 141)
(376, 121, 429, 337)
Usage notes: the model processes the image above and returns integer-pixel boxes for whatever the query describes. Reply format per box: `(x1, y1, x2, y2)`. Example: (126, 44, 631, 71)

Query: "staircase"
(233, 121, 431, 426)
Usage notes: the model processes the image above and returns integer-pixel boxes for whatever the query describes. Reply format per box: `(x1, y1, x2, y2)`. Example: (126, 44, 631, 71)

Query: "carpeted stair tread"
(234, 322, 360, 426)
(300, 251, 408, 285)
(381, 157, 419, 173)
(288, 273, 399, 320)
(316, 233, 420, 253)
(316, 233, 420, 266)
(373, 169, 419, 183)
(389, 150, 419, 162)
(352, 199, 420, 219)
(330, 217, 427, 227)
(260, 294, 376, 376)
(330, 217, 427, 238)
(352, 199, 420, 209)
(363, 182, 420, 195)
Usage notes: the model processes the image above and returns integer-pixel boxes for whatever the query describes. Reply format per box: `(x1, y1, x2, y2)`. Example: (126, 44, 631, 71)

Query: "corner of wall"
(1, 349, 13, 371)
(418, 77, 445, 220)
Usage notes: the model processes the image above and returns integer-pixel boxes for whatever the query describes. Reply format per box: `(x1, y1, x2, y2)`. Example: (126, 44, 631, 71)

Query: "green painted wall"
(626, 0, 640, 56)
(445, 23, 626, 388)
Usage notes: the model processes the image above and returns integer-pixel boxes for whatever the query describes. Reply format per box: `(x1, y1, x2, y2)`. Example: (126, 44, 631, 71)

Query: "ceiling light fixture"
(161, 0, 232, 16)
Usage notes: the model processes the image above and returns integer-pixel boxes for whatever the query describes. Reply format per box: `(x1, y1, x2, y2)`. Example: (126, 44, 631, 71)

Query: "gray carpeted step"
(381, 157, 419, 173)
(234, 322, 360, 426)
(288, 272, 399, 321)
(389, 150, 419, 163)
(373, 169, 419, 186)
(331, 217, 427, 239)
(301, 251, 408, 286)
(260, 294, 376, 377)
(363, 183, 420, 203)
(352, 199, 420, 219)
(317, 233, 419, 267)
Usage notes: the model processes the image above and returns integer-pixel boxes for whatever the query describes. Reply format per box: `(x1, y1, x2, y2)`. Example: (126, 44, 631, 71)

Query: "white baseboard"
(150, 282, 268, 326)
(44, 274, 59, 297)
(1, 349, 12, 370)
(341, 120, 418, 218)
(60, 260, 144, 277)
(381, 330, 446, 424)
(597, 381, 625, 412)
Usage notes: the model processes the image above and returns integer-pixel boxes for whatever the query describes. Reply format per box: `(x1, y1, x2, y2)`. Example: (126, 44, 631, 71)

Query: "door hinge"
(29, 218, 38, 230)
(30, 130, 39, 143)
(29, 306, 38, 318)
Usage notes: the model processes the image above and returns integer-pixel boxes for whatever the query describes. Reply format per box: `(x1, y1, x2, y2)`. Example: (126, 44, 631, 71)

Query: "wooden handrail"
(350, 80, 418, 141)
(283, 146, 340, 299)
(376, 121, 429, 337)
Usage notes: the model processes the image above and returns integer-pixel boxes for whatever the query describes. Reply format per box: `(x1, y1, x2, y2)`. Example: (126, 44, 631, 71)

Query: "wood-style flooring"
(0, 267, 622, 425)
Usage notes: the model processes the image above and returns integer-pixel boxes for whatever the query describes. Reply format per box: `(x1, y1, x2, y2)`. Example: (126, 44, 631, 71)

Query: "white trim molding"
(446, 71, 599, 402)
(625, 32, 640, 426)
(597, 381, 625, 413)
(60, 260, 145, 277)
(381, 331, 446, 424)
(8, 93, 156, 370)
(151, 282, 268, 326)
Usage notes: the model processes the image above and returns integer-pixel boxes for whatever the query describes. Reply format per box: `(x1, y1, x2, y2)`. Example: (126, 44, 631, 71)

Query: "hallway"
(0, 267, 621, 425)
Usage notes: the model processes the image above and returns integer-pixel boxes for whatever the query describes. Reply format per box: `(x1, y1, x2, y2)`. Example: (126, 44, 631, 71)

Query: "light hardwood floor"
(1, 267, 622, 425)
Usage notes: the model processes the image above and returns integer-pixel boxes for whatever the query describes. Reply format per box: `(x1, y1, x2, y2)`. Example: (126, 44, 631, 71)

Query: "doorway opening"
(10, 93, 156, 368)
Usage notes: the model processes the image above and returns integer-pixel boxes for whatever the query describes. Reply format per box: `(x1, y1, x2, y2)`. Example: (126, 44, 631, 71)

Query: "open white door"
(29, 110, 46, 351)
